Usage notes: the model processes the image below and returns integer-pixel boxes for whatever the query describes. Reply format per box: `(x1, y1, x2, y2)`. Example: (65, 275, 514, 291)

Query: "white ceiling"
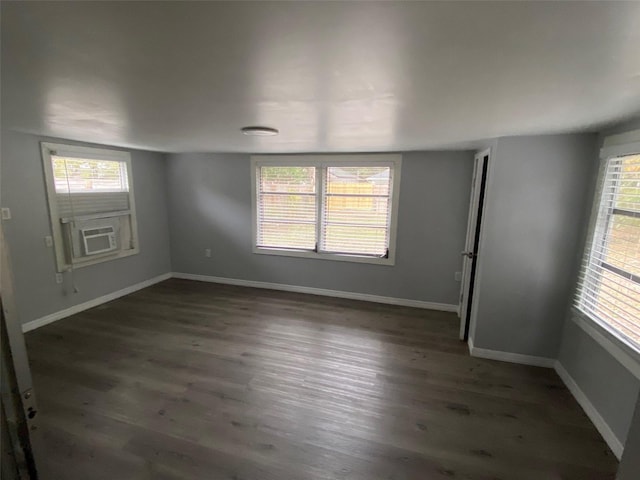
(2, 1, 640, 153)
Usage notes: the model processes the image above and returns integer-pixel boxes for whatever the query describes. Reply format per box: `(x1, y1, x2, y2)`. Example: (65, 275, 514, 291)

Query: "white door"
(458, 149, 489, 340)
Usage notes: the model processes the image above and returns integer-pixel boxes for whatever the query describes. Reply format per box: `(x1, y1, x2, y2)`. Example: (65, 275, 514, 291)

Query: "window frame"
(41, 142, 139, 272)
(250, 154, 402, 266)
(574, 132, 640, 361)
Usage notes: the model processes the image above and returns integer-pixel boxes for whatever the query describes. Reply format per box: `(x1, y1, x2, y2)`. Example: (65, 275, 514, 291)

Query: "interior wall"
(166, 151, 474, 306)
(470, 133, 598, 359)
(558, 319, 639, 446)
(0, 130, 172, 326)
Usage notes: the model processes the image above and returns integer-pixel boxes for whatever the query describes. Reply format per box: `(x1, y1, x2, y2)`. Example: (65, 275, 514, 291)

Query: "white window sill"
(569, 306, 640, 380)
(253, 246, 395, 266)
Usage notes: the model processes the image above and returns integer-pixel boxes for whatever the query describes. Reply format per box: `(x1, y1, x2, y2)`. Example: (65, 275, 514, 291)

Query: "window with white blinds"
(41, 143, 139, 272)
(252, 155, 401, 265)
(576, 152, 640, 351)
(52, 157, 129, 193)
(257, 166, 317, 250)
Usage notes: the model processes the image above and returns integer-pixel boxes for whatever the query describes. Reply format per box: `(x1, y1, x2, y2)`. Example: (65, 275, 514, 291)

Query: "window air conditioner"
(81, 226, 117, 255)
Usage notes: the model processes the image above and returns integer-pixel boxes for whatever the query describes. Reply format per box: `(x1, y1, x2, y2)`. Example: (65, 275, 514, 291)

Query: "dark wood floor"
(25, 279, 618, 479)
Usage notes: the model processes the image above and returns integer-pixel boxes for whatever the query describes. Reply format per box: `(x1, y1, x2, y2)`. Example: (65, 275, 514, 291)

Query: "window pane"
(323, 225, 387, 255)
(326, 167, 390, 195)
(592, 270, 640, 345)
(52, 157, 128, 193)
(606, 214, 640, 278)
(258, 223, 316, 250)
(257, 167, 317, 250)
(325, 198, 389, 227)
(259, 194, 316, 224)
(322, 166, 392, 256)
(260, 166, 315, 193)
(576, 152, 640, 350)
(612, 154, 640, 212)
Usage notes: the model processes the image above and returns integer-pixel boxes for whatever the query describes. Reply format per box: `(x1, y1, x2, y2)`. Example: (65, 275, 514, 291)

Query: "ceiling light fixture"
(241, 126, 279, 136)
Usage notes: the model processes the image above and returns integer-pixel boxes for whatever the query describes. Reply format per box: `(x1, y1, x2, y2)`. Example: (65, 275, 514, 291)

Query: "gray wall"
(558, 320, 639, 445)
(166, 151, 474, 305)
(470, 134, 598, 358)
(0, 130, 172, 326)
(556, 118, 640, 449)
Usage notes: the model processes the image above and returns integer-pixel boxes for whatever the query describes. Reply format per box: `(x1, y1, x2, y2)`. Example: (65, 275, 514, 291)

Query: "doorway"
(458, 149, 490, 341)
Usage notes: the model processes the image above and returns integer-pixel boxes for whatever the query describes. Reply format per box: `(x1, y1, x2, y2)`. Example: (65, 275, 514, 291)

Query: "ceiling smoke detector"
(241, 126, 279, 136)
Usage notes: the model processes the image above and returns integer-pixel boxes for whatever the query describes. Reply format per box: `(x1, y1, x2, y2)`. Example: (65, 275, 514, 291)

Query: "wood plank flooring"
(25, 279, 618, 479)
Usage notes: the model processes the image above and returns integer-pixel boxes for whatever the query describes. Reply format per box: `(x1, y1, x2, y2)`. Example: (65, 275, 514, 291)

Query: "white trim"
(172, 272, 458, 312)
(21, 273, 172, 333)
(459, 148, 490, 339)
(600, 128, 640, 159)
(467, 337, 556, 368)
(467, 336, 625, 458)
(569, 309, 640, 380)
(467, 146, 493, 341)
(554, 361, 624, 459)
(250, 154, 402, 266)
(252, 247, 395, 265)
(600, 141, 640, 160)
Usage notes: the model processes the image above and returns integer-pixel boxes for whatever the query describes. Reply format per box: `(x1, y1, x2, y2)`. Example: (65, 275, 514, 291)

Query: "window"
(576, 149, 640, 352)
(251, 155, 401, 265)
(41, 143, 139, 271)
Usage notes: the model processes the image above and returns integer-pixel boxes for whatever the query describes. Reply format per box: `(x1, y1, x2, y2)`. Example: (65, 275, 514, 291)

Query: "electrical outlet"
(1, 208, 11, 220)
(205, 248, 212, 258)
(454, 271, 462, 282)
(55, 273, 63, 284)
(45, 236, 53, 247)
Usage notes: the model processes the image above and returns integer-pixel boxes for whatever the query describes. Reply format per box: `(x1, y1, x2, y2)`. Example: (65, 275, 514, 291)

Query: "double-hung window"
(251, 155, 401, 265)
(576, 135, 640, 352)
(41, 143, 139, 271)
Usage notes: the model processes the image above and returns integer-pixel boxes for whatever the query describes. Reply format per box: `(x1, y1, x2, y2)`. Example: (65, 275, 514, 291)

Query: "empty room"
(2, 1, 640, 479)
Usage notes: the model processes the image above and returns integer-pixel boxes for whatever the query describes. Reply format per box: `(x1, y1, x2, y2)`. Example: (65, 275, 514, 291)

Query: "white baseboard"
(467, 338, 624, 458)
(21, 273, 172, 333)
(172, 272, 458, 313)
(554, 361, 624, 459)
(22, 271, 457, 333)
(467, 337, 556, 368)
(18, 269, 625, 460)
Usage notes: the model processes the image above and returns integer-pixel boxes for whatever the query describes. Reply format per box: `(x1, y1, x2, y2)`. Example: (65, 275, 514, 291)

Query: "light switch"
(1, 208, 11, 220)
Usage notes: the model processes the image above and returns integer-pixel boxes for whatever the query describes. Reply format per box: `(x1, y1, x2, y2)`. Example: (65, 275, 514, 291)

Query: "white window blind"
(576, 153, 640, 350)
(257, 166, 317, 250)
(52, 156, 131, 218)
(253, 155, 400, 264)
(52, 157, 129, 193)
(322, 166, 391, 256)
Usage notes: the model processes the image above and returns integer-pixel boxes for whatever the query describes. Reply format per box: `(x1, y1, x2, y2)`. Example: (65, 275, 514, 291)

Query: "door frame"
(1, 224, 42, 478)
(459, 148, 491, 341)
